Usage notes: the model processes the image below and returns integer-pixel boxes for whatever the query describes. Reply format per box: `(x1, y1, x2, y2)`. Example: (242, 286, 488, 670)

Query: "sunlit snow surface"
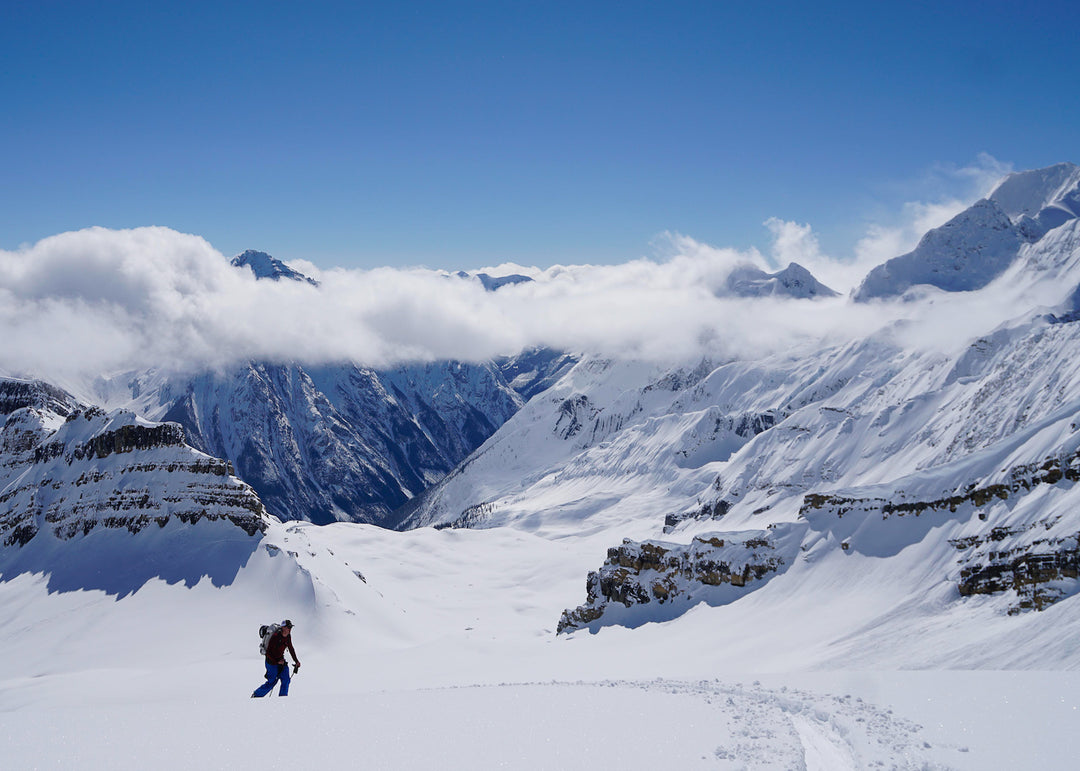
(2, 522, 1078, 769)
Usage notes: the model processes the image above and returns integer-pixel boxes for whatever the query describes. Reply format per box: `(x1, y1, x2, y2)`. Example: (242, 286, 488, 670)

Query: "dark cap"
(283, 619, 294, 628)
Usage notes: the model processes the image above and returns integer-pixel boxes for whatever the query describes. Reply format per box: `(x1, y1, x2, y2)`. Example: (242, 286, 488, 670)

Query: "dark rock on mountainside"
(153, 352, 576, 526)
(0, 378, 80, 418)
(802, 450, 1080, 614)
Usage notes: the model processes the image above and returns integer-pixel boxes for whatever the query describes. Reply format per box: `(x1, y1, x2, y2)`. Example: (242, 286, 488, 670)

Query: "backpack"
(259, 622, 281, 655)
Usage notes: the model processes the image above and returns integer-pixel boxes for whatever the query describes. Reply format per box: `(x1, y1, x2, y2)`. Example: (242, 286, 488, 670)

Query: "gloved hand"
(293, 662, 301, 674)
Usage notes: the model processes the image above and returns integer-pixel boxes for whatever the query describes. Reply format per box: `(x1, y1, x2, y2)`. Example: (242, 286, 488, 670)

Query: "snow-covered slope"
(6, 514, 1069, 768)
(852, 198, 1025, 300)
(990, 161, 1080, 239)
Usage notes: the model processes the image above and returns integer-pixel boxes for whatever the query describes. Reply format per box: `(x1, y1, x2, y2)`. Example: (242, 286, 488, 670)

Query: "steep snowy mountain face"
(494, 347, 579, 401)
(403, 164, 1080, 645)
(853, 162, 1080, 301)
(0, 377, 272, 595)
(109, 359, 527, 527)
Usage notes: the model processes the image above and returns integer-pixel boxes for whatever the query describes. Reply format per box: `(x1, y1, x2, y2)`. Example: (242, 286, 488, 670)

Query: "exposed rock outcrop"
(800, 449, 1080, 613)
(558, 526, 802, 634)
(0, 379, 79, 418)
(954, 528, 1079, 614)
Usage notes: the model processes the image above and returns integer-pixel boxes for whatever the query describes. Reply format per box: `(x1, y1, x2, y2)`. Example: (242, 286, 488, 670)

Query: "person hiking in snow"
(252, 620, 301, 697)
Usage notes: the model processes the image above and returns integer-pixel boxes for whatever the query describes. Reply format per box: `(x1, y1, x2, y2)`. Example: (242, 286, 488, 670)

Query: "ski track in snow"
(0, 678, 953, 770)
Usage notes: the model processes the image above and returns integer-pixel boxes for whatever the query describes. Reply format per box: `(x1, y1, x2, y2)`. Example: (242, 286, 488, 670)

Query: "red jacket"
(265, 629, 299, 666)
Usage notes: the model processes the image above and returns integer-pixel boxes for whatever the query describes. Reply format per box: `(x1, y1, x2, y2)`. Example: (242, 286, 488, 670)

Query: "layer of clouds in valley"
(3, 156, 1060, 382)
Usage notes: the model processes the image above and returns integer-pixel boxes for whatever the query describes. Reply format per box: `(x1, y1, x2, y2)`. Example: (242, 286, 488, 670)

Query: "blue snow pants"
(252, 661, 291, 697)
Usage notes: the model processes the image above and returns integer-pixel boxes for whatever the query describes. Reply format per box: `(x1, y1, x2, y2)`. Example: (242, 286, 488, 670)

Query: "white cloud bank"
(0, 226, 849, 378)
(0, 157, 1036, 381)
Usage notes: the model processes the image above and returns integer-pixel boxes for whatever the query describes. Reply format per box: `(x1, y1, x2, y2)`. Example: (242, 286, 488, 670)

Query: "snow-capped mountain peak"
(989, 161, 1080, 240)
(724, 261, 838, 299)
(231, 249, 319, 286)
(989, 161, 1080, 221)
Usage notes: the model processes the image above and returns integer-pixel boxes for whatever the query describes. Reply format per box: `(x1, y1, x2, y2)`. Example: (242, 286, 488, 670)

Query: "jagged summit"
(231, 250, 319, 286)
(724, 262, 838, 299)
(853, 162, 1080, 302)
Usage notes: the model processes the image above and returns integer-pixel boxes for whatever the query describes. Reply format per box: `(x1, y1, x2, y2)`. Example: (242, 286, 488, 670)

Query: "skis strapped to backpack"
(258, 622, 281, 655)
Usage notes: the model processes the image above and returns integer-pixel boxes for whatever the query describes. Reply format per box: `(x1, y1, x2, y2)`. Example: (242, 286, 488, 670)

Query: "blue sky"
(1, 1, 1076, 270)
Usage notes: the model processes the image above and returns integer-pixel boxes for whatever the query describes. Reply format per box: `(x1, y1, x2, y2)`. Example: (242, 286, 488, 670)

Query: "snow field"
(3, 520, 1079, 768)
(0, 678, 959, 770)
